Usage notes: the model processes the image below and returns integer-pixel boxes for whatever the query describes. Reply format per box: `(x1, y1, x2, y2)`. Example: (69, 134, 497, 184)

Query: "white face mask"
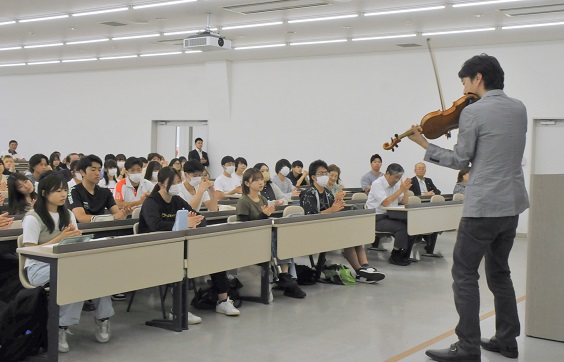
(107, 168, 117, 177)
(168, 183, 182, 196)
(152, 171, 159, 180)
(117, 161, 125, 169)
(225, 165, 235, 175)
(280, 166, 290, 177)
(315, 175, 329, 188)
(129, 173, 143, 183)
(188, 177, 201, 187)
(74, 172, 83, 181)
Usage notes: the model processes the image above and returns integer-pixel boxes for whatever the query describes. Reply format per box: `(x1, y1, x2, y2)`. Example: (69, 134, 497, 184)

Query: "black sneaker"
(355, 266, 385, 283)
(283, 284, 306, 298)
(389, 252, 410, 266)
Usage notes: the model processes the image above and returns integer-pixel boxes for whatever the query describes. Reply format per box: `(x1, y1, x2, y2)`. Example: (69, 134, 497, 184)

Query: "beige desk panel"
(405, 205, 462, 235)
(57, 241, 184, 305)
(187, 226, 271, 278)
(276, 214, 374, 260)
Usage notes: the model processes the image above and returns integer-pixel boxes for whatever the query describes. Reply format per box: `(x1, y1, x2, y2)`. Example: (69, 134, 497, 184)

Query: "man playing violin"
(408, 54, 529, 362)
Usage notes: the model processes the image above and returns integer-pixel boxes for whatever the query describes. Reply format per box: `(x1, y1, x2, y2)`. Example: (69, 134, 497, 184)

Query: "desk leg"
(240, 262, 271, 305)
(315, 253, 327, 281)
(48, 261, 59, 362)
(145, 281, 183, 332)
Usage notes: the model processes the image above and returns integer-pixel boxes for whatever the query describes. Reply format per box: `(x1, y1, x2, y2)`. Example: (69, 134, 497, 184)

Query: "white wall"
(2, 40, 564, 233)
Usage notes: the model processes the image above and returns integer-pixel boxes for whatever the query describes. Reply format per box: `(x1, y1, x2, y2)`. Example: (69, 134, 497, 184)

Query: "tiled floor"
(55, 232, 563, 362)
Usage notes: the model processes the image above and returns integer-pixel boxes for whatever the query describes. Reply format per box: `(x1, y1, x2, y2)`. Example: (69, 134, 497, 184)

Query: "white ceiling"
(1, 0, 564, 76)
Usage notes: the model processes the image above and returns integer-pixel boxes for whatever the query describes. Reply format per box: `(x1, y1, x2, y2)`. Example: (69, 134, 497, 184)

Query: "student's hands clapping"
(291, 188, 301, 197)
(59, 224, 82, 239)
(199, 180, 214, 192)
(399, 178, 412, 192)
(0, 212, 14, 230)
(329, 199, 346, 213)
(188, 211, 204, 228)
(261, 205, 275, 216)
(335, 190, 346, 200)
(116, 205, 134, 220)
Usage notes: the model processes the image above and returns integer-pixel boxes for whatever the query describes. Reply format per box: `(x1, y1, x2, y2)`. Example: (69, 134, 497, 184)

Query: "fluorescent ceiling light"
(66, 38, 110, 45)
(0, 63, 26, 67)
(222, 21, 283, 30)
(452, 0, 521, 8)
(290, 39, 347, 46)
(24, 42, 64, 49)
(234, 43, 286, 50)
(422, 27, 495, 36)
(72, 7, 129, 17)
(365, 5, 445, 16)
(27, 60, 61, 65)
(502, 21, 564, 30)
(164, 28, 217, 36)
(133, 0, 197, 10)
(0, 20, 16, 26)
(184, 50, 202, 54)
(19, 14, 69, 23)
(100, 55, 139, 60)
(140, 51, 183, 57)
(352, 33, 417, 41)
(112, 33, 160, 40)
(288, 14, 358, 24)
(0, 46, 22, 51)
(62, 58, 98, 63)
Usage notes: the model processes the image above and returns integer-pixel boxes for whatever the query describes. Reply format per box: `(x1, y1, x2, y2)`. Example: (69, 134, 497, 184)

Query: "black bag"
(190, 277, 243, 310)
(0, 287, 48, 361)
(295, 264, 317, 285)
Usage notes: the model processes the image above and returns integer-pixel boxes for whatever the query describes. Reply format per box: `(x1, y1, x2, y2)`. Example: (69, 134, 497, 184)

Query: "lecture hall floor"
(57, 232, 563, 362)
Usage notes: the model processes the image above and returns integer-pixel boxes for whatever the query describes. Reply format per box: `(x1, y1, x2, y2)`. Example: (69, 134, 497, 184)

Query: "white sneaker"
(95, 319, 111, 343)
(168, 309, 202, 325)
(58, 328, 71, 353)
(215, 298, 240, 316)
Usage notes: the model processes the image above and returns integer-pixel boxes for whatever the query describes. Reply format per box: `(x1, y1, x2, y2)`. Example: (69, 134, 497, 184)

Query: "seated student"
(287, 160, 309, 186)
(114, 157, 155, 209)
(98, 159, 119, 195)
(236, 168, 306, 298)
(67, 160, 82, 190)
(232, 157, 247, 185)
(7, 172, 37, 215)
(49, 152, 62, 172)
(327, 164, 346, 200)
(272, 159, 300, 200)
(67, 154, 132, 223)
(178, 156, 187, 168)
(253, 163, 289, 205)
(26, 153, 50, 186)
(202, 168, 210, 182)
(169, 158, 182, 175)
(147, 153, 163, 163)
(139, 167, 240, 320)
(453, 168, 470, 195)
(361, 154, 384, 193)
(410, 162, 441, 197)
(22, 171, 114, 353)
(116, 154, 127, 180)
(144, 160, 162, 185)
(2, 155, 16, 174)
(0, 211, 14, 229)
(61, 153, 80, 182)
(139, 157, 148, 170)
(365, 163, 416, 266)
(178, 160, 218, 211)
(214, 156, 242, 200)
(301, 160, 384, 282)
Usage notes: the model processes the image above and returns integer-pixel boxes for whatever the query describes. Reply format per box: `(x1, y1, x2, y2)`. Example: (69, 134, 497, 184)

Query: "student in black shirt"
(139, 167, 240, 318)
(287, 160, 309, 186)
(67, 154, 132, 223)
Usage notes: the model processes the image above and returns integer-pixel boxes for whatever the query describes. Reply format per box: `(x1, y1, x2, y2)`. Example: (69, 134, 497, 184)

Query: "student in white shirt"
(67, 160, 82, 190)
(271, 159, 300, 200)
(214, 156, 242, 200)
(232, 157, 247, 185)
(178, 160, 218, 211)
(114, 157, 155, 209)
(98, 159, 118, 195)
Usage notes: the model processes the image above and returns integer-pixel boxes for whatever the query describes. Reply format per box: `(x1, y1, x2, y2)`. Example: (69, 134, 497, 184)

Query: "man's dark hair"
(183, 160, 204, 174)
(221, 156, 235, 166)
(291, 160, 303, 168)
(235, 157, 247, 170)
(458, 53, 504, 90)
(275, 159, 291, 174)
(29, 154, 48, 172)
(147, 152, 163, 161)
(65, 153, 78, 163)
(386, 163, 405, 176)
(308, 160, 328, 180)
(370, 154, 382, 163)
(116, 154, 126, 161)
(9, 140, 17, 145)
(195, 138, 203, 143)
(124, 156, 143, 171)
(77, 154, 103, 172)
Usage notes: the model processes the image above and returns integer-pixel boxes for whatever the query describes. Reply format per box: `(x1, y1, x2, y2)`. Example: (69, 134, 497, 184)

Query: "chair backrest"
(283, 205, 304, 218)
(430, 195, 445, 203)
(408, 196, 421, 204)
(407, 190, 415, 197)
(218, 204, 236, 211)
(133, 222, 139, 235)
(90, 214, 114, 222)
(227, 215, 239, 224)
(132, 206, 142, 219)
(17, 235, 36, 289)
(453, 193, 465, 201)
(351, 192, 368, 201)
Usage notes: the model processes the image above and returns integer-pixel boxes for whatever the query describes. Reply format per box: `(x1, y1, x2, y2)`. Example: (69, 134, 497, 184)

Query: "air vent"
(500, 3, 564, 17)
(396, 43, 421, 48)
(224, 0, 330, 15)
(100, 21, 127, 27)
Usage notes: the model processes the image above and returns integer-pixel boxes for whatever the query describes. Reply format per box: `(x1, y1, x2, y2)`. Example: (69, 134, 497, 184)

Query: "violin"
(383, 93, 479, 151)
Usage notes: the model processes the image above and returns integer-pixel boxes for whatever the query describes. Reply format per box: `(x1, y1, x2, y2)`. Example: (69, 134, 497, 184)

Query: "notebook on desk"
(58, 234, 95, 245)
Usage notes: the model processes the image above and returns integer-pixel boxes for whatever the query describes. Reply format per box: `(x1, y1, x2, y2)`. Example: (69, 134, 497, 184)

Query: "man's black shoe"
(426, 342, 481, 361)
(388, 253, 409, 266)
(480, 337, 518, 359)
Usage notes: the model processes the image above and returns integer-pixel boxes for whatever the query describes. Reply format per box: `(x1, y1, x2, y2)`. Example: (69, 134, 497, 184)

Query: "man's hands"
(407, 124, 430, 149)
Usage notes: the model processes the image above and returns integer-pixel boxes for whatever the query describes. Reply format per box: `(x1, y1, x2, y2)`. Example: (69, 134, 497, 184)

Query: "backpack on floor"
(0, 287, 48, 362)
(295, 264, 317, 285)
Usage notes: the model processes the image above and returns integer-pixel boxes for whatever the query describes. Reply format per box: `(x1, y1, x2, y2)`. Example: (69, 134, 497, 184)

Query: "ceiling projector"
(184, 31, 231, 51)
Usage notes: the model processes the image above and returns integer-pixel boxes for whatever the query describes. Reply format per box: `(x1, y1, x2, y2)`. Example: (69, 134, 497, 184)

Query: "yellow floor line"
(384, 295, 527, 362)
